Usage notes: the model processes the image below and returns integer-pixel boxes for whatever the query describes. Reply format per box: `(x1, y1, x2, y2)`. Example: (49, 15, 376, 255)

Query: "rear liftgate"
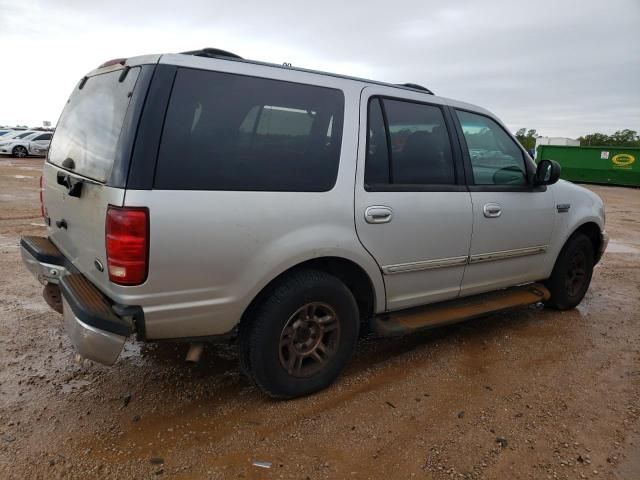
(372, 283, 550, 336)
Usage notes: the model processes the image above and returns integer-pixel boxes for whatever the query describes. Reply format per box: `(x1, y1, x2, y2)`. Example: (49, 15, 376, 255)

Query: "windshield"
(48, 67, 140, 182)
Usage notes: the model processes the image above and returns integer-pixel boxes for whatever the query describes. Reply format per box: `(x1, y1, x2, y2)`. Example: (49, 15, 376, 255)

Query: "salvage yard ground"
(0, 157, 638, 479)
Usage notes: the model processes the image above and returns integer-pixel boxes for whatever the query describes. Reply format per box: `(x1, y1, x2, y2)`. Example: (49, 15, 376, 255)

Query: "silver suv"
(21, 48, 607, 398)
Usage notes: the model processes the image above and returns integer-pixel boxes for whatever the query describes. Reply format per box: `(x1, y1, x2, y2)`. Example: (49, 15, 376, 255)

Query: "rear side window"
(154, 69, 345, 191)
(365, 97, 455, 187)
(48, 68, 140, 182)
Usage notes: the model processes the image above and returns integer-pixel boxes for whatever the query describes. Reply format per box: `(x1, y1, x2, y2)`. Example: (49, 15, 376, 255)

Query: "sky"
(0, 0, 638, 138)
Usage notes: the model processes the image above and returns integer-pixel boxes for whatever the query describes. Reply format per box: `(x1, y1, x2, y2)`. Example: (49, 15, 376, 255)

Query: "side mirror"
(535, 159, 561, 186)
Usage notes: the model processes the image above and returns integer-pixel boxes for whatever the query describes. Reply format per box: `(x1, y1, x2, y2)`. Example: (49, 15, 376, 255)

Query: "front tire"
(545, 233, 594, 310)
(242, 270, 359, 399)
(12, 146, 28, 158)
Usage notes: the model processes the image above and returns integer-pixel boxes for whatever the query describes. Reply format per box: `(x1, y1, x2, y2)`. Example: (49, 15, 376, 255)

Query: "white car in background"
(0, 131, 53, 157)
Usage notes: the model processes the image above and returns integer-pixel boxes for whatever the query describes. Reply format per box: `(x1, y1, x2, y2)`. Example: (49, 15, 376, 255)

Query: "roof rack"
(177, 49, 437, 97)
(180, 48, 243, 60)
(397, 83, 434, 95)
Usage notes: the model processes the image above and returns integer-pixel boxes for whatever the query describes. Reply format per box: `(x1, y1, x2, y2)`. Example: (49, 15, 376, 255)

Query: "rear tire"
(13, 146, 28, 158)
(241, 269, 359, 399)
(545, 233, 594, 310)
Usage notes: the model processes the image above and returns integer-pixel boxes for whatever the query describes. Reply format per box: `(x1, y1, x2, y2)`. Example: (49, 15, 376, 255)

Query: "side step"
(371, 283, 550, 337)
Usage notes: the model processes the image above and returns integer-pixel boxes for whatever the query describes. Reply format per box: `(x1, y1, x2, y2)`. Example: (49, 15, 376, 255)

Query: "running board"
(372, 283, 550, 337)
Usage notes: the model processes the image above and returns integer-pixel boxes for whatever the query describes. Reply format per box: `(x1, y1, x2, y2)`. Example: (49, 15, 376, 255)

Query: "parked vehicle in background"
(21, 48, 607, 399)
(0, 131, 53, 157)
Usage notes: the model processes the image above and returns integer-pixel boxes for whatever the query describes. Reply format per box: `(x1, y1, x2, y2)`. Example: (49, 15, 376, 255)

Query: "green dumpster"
(536, 145, 640, 187)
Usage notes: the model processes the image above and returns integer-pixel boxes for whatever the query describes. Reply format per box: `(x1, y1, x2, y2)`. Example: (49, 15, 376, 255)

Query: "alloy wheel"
(278, 302, 341, 378)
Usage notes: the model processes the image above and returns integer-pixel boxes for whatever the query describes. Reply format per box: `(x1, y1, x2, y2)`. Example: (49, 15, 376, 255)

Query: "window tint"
(367, 99, 455, 185)
(48, 68, 141, 182)
(33, 134, 52, 141)
(155, 69, 344, 191)
(456, 110, 527, 185)
(364, 98, 389, 185)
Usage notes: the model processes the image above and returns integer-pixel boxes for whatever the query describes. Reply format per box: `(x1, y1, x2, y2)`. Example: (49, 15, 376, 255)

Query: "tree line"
(515, 128, 640, 149)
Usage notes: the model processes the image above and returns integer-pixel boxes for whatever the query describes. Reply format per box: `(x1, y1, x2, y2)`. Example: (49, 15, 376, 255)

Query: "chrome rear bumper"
(20, 237, 66, 284)
(21, 235, 136, 366)
(62, 297, 127, 366)
(58, 273, 133, 366)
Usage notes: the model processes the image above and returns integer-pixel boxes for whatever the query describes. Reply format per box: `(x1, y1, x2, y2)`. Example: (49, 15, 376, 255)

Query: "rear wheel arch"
(240, 256, 377, 331)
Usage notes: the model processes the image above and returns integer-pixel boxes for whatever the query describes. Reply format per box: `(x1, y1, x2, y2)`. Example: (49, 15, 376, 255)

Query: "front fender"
(541, 181, 605, 277)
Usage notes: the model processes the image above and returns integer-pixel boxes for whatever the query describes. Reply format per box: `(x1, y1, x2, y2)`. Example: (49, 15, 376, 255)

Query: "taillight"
(105, 206, 149, 285)
(39, 175, 45, 218)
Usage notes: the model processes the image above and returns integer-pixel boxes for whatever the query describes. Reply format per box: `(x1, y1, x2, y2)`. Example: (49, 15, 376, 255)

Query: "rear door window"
(154, 68, 344, 191)
(48, 67, 141, 183)
(365, 97, 456, 187)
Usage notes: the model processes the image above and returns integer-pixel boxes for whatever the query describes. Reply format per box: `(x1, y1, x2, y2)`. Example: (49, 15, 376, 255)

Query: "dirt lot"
(0, 157, 638, 480)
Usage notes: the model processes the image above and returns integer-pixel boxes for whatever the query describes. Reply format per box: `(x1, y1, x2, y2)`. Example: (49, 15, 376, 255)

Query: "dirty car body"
(21, 49, 607, 398)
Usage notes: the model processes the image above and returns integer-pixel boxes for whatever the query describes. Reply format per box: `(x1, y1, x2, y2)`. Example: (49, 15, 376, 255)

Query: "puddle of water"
(607, 241, 640, 254)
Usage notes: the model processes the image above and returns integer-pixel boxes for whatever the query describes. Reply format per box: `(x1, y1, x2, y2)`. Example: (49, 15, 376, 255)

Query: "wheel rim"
(278, 302, 341, 378)
(565, 249, 587, 297)
(15, 147, 26, 158)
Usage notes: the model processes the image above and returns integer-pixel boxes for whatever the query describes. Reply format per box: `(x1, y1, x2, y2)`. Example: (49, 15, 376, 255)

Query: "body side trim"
(382, 256, 468, 275)
(382, 245, 548, 274)
(469, 245, 547, 264)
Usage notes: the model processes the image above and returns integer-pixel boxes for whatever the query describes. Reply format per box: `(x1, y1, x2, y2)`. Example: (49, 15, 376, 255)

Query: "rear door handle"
(483, 203, 502, 218)
(365, 206, 393, 224)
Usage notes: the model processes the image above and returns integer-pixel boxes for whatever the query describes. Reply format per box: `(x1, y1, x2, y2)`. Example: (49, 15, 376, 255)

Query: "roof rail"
(180, 48, 243, 60)
(397, 83, 434, 95)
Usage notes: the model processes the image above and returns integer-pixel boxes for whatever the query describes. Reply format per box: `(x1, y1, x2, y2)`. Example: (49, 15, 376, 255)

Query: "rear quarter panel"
(121, 64, 385, 339)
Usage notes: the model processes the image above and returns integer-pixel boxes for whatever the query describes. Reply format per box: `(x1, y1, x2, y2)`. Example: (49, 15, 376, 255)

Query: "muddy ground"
(0, 157, 638, 480)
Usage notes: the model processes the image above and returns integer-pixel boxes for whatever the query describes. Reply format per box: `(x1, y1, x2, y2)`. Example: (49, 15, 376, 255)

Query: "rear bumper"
(21, 235, 138, 365)
(20, 236, 67, 284)
(60, 274, 133, 365)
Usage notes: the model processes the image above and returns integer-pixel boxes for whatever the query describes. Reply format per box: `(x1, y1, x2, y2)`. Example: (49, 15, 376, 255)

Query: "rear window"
(154, 68, 344, 191)
(48, 67, 140, 183)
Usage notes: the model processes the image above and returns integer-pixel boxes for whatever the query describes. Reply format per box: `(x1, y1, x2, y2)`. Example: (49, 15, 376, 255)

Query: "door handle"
(483, 203, 502, 218)
(365, 206, 393, 224)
